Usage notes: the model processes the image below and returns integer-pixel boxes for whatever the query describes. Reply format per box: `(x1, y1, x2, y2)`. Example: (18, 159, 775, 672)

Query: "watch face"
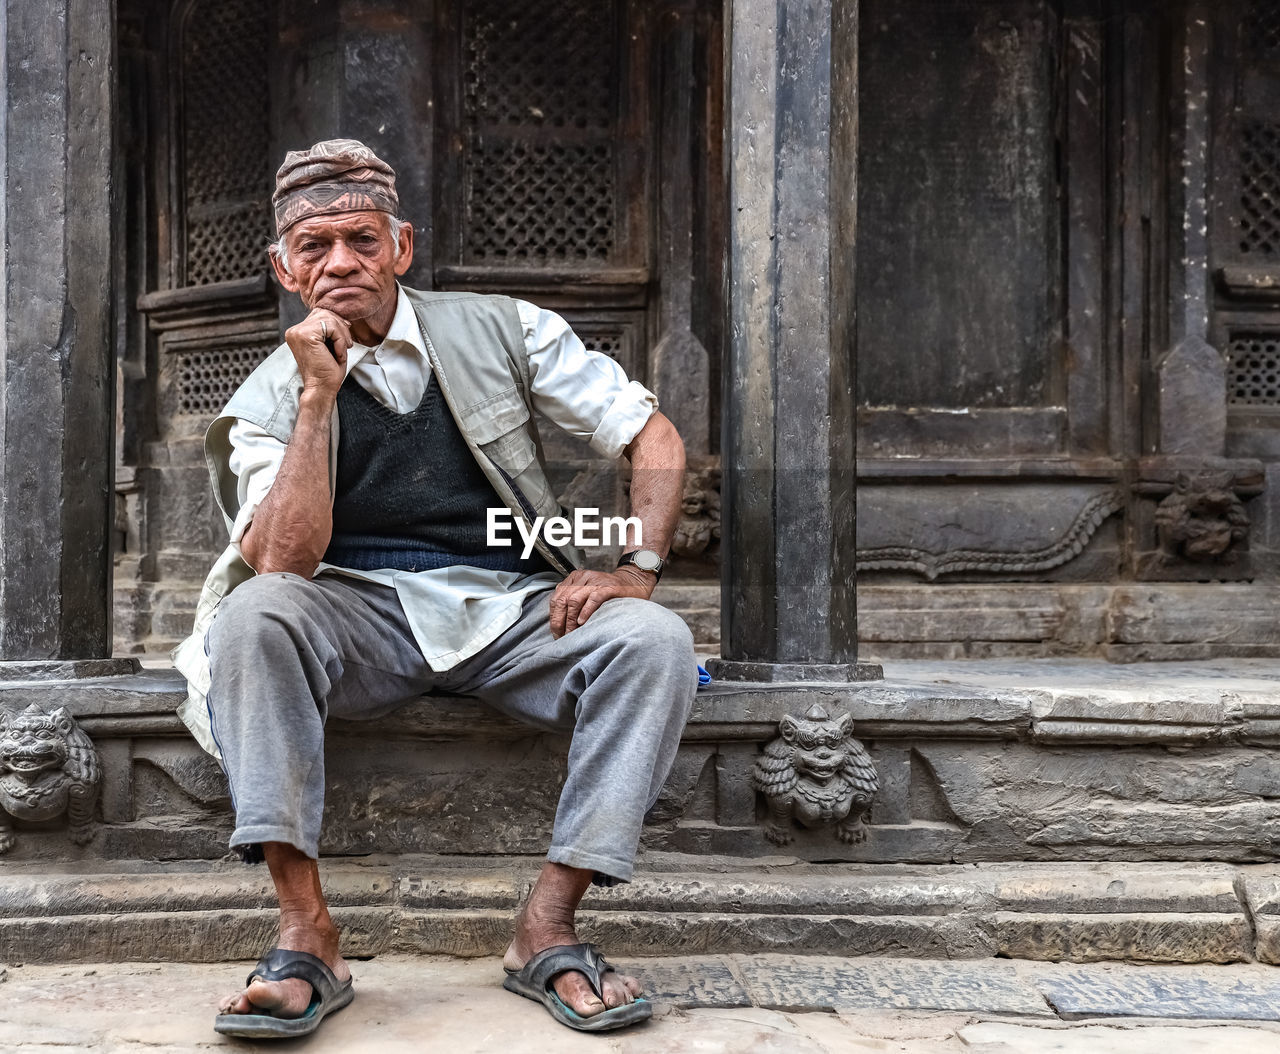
(632, 550, 662, 572)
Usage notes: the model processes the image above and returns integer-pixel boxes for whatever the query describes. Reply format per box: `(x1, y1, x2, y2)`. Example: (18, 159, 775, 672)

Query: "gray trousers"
(205, 572, 697, 881)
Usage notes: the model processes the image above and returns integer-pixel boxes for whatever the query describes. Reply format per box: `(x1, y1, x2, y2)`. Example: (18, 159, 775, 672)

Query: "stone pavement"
(4, 955, 1280, 1052)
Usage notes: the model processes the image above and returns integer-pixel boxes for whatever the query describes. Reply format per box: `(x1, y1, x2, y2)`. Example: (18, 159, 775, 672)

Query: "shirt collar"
(344, 285, 426, 371)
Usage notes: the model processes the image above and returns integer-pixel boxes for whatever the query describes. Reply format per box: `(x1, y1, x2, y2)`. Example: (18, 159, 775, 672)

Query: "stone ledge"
(2, 858, 1243, 919)
(990, 911, 1253, 964)
(0, 858, 1265, 966)
(13, 662, 1280, 868)
(16, 660, 1280, 745)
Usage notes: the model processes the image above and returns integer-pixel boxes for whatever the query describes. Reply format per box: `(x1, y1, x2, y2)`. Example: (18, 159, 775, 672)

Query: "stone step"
(2, 856, 1276, 967)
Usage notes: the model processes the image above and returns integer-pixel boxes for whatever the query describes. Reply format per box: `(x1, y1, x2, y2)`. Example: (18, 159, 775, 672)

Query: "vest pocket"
(465, 387, 537, 477)
(480, 427, 537, 477)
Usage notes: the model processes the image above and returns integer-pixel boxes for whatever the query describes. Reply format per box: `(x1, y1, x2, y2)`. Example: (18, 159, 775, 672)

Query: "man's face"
(271, 210, 412, 323)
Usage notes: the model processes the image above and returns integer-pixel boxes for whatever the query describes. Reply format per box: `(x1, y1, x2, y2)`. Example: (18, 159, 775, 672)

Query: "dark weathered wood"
(856, 0, 1059, 414)
(1166, 1, 1213, 352)
(0, 0, 116, 658)
(434, 265, 650, 290)
(857, 458, 1124, 480)
(1064, 5, 1108, 454)
(650, 2, 711, 455)
(1155, 336, 1226, 455)
(1116, 1, 1154, 466)
(1217, 265, 1280, 302)
(137, 275, 274, 320)
(712, 0, 875, 681)
(857, 409, 1066, 460)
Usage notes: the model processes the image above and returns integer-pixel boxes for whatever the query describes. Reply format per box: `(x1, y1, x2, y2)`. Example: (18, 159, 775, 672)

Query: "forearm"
(622, 412, 685, 559)
(240, 391, 336, 575)
(548, 413, 685, 634)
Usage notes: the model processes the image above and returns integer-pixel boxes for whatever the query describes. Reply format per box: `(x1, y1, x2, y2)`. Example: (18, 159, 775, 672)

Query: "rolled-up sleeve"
(226, 419, 286, 549)
(518, 300, 657, 460)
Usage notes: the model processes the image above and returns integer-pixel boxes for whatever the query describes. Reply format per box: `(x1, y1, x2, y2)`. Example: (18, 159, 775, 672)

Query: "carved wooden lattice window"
(460, 0, 618, 266)
(1227, 332, 1280, 406)
(1211, 1, 1280, 417)
(172, 338, 280, 417)
(180, 0, 274, 285)
(1240, 121, 1280, 257)
(582, 332, 625, 363)
(1243, 0, 1280, 58)
(438, 0, 648, 281)
(1236, 2, 1280, 259)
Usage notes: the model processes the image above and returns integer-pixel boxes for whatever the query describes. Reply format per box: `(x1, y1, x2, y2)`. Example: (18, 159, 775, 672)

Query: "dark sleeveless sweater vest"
(322, 375, 552, 574)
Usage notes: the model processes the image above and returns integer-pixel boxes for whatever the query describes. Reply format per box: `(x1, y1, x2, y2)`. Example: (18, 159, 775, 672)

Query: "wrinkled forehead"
(286, 210, 393, 243)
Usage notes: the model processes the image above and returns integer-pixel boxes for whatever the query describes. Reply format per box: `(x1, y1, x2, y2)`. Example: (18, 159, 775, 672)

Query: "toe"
(600, 972, 634, 1008)
(239, 977, 314, 1019)
(553, 972, 607, 1018)
(217, 992, 248, 1015)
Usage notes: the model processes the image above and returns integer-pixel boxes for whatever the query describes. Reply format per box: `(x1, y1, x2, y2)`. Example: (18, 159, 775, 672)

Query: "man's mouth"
(317, 285, 370, 298)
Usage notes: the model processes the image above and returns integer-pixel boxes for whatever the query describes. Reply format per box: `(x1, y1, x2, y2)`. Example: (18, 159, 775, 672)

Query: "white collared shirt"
(225, 286, 657, 669)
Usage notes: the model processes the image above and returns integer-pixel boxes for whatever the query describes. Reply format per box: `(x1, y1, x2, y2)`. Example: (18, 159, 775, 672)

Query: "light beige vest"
(172, 289, 585, 757)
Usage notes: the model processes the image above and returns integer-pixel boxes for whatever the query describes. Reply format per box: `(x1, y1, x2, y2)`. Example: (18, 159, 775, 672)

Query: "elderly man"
(172, 139, 697, 1037)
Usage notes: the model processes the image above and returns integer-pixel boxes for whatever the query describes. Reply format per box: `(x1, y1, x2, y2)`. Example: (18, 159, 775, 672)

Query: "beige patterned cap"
(272, 138, 399, 236)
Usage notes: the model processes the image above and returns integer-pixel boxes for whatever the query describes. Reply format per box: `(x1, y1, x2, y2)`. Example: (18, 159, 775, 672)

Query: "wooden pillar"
(0, 0, 133, 671)
(708, 0, 879, 682)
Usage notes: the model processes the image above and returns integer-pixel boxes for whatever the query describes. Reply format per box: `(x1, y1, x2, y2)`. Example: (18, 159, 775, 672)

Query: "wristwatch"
(617, 549, 665, 582)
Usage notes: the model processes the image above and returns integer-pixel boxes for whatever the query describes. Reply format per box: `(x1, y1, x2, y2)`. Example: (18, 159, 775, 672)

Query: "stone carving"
(1153, 472, 1250, 565)
(752, 703, 879, 845)
(671, 468, 721, 559)
(0, 704, 100, 852)
(856, 489, 1125, 579)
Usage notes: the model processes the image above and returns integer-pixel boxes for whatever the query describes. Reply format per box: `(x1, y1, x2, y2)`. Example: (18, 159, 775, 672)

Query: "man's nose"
(324, 238, 358, 274)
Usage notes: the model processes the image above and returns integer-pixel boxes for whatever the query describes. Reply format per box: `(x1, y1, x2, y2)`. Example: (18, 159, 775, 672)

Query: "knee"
(208, 572, 318, 658)
(641, 603, 696, 659)
(612, 600, 696, 670)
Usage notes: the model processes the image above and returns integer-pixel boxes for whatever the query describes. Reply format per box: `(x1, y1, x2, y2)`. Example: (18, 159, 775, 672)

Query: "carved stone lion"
(1154, 472, 1250, 564)
(0, 704, 100, 853)
(670, 469, 721, 559)
(752, 703, 879, 846)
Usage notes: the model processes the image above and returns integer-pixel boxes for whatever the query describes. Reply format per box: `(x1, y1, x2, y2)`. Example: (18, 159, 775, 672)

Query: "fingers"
(549, 569, 586, 638)
(550, 573, 596, 636)
(284, 310, 352, 394)
(574, 591, 605, 627)
(547, 570, 650, 636)
(305, 309, 353, 362)
(548, 589, 568, 638)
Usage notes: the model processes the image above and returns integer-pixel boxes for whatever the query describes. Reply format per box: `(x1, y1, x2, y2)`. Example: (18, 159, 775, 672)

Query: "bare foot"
(217, 916, 351, 1019)
(504, 891, 641, 1017)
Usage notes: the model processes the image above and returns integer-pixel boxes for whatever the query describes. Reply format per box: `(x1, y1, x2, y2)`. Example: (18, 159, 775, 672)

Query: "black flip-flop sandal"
(503, 942, 651, 1032)
(214, 947, 355, 1039)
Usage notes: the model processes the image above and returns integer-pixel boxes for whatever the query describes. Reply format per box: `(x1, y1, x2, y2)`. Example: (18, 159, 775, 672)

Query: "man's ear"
(269, 243, 300, 293)
(394, 222, 415, 277)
